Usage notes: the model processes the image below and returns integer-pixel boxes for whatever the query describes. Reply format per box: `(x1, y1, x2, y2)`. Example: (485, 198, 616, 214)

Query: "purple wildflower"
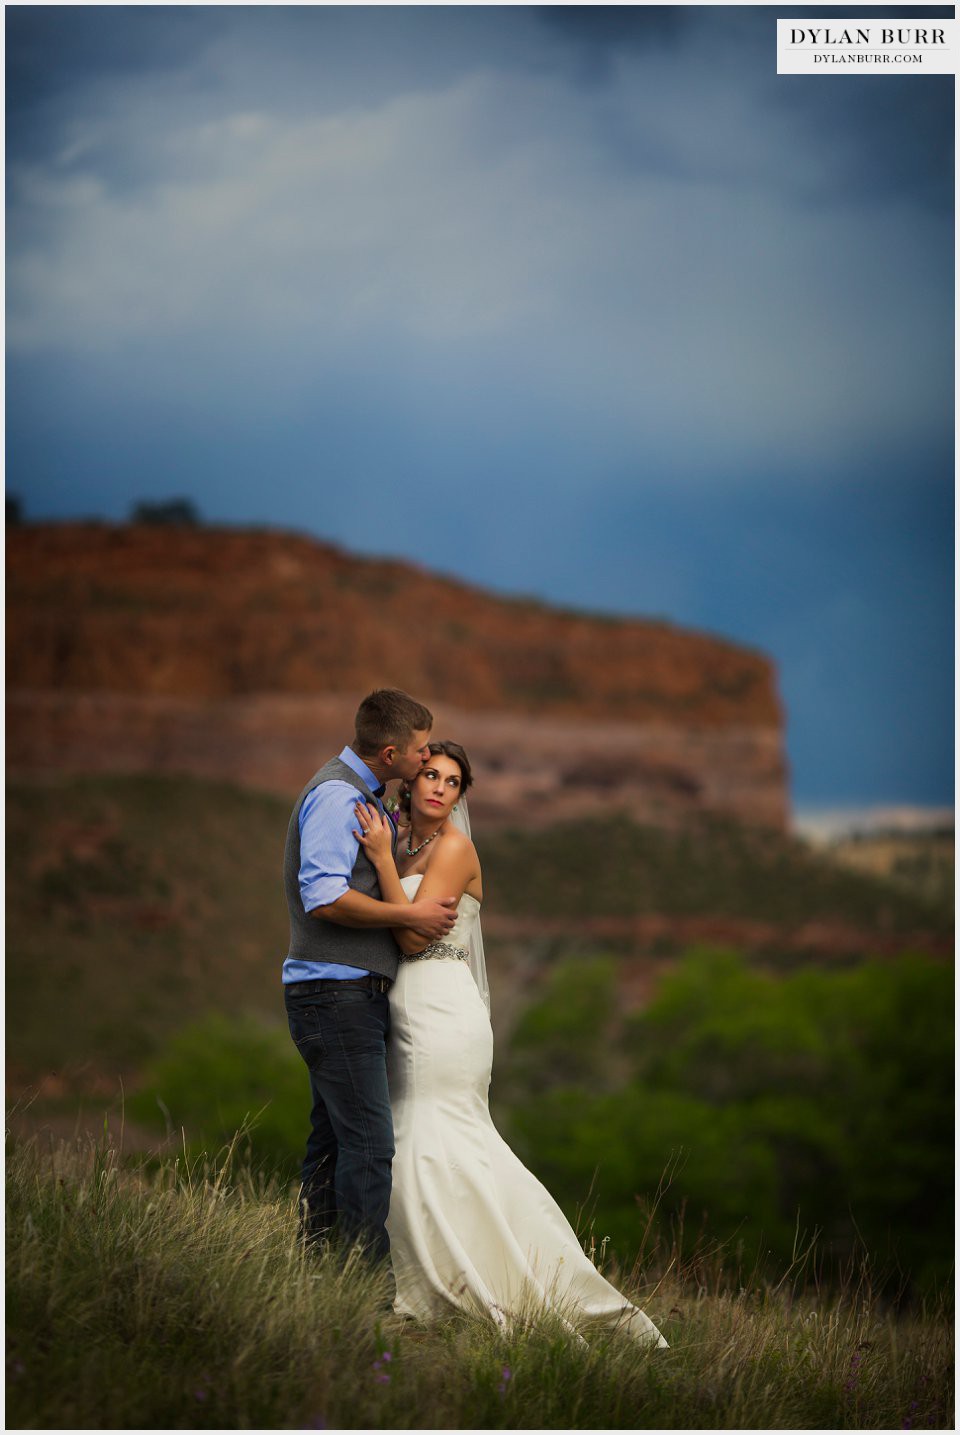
(844, 1350, 863, 1395)
(497, 1365, 513, 1396)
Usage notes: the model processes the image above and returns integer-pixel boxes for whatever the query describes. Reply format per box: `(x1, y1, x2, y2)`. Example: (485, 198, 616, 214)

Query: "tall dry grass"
(5, 1131, 953, 1429)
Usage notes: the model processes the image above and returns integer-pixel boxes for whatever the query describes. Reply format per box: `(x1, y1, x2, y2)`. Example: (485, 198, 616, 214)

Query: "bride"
(353, 740, 666, 1348)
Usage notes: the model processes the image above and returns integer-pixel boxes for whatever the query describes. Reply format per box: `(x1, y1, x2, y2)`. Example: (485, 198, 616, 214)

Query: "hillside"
(826, 830, 954, 911)
(7, 773, 950, 1101)
(7, 522, 789, 829)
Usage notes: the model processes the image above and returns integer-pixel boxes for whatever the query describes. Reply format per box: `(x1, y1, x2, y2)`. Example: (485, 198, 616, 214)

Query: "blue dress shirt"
(281, 747, 386, 984)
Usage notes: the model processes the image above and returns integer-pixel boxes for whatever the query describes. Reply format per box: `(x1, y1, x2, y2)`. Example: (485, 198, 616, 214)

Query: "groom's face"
(389, 728, 432, 781)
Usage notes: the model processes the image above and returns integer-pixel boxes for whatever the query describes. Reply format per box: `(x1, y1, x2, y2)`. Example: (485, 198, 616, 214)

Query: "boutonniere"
(383, 795, 400, 825)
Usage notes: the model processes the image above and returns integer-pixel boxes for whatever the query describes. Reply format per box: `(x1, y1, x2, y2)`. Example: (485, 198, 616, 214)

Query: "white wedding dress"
(385, 874, 667, 1348)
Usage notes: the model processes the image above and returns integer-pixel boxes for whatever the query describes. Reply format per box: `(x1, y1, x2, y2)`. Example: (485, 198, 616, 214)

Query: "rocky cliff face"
(7, 523, 790, 828)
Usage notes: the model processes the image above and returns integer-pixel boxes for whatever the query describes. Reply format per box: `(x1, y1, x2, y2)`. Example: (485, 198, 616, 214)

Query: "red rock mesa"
(7, 523, 789, 829)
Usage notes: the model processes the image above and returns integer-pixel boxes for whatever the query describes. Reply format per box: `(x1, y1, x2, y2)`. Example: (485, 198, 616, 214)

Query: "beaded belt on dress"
(401, 941, 469, 963)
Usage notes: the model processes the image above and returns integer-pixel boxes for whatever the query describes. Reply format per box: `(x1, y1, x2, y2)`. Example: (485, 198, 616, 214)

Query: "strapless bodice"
(400, 872, 481, 953)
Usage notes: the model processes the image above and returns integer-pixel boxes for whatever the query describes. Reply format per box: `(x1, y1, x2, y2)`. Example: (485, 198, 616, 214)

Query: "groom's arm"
(299, 783, 456, 939)
(314, 888, 457, 938)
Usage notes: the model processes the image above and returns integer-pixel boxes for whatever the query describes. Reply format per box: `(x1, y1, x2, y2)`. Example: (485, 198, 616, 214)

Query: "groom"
(282, 688, 458, 1267)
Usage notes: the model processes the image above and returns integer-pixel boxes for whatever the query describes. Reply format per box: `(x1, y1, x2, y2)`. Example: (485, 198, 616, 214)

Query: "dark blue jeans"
(284, 982, 395, 1266)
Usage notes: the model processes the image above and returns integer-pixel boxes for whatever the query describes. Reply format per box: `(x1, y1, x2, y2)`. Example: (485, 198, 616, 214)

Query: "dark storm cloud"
(536, 5, 955, 212)
(540, 5, 692, 44)
(5, 7, 218, 155)
(769, 71, 954, 215)
(536, 5, 692, 82)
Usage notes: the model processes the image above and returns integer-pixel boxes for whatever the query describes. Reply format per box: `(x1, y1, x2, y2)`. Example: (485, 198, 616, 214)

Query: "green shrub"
(503, 949, 953, 1293)
(509, 955, 619, 1090)
(130, 1012, 306, 1177)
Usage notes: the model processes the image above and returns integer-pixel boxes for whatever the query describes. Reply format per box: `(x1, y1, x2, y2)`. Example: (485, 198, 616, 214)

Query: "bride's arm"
(415, 832, 480, 909)
(352, 803, 449, 954)
(354, 803, 476, 955)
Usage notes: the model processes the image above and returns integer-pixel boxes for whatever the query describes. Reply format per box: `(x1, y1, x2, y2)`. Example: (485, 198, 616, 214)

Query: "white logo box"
(777, 17, 957, 74)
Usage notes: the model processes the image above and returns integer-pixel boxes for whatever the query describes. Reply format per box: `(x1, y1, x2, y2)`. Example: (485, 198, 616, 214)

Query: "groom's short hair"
(354, 689, 433, 756)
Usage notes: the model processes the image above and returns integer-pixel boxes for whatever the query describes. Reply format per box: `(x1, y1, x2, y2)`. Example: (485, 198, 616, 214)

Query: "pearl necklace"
(405, 826, 443, 858)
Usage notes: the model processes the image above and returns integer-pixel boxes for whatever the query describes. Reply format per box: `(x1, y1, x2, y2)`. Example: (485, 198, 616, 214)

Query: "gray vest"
(283, 756, 401, 980)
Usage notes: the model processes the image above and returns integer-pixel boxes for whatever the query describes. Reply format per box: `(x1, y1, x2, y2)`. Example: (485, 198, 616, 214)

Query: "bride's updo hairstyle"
(398, 740, 473, 816)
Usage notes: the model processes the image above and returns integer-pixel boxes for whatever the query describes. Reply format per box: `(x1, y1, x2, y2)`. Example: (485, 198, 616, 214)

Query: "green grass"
(5, 1134, 953, 1430)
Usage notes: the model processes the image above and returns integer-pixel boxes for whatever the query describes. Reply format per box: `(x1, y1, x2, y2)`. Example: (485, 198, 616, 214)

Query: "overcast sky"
(5, 5, 954, 809)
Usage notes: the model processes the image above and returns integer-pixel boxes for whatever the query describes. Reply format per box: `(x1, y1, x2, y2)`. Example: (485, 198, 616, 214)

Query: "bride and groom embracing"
(282, 688, 666, 1348)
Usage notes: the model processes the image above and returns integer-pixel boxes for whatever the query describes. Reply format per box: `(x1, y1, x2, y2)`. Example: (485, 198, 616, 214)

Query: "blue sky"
(5, 5, 954, 809)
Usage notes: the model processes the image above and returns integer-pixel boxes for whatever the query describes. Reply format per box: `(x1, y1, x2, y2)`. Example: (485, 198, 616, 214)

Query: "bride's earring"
(452, 804, 460, 813)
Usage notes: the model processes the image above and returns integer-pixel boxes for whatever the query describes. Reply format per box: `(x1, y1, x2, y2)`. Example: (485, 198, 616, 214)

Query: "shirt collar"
(339, 746, 384, 797)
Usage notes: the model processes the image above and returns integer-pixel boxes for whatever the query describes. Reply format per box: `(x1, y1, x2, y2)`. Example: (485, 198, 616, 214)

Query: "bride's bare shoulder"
(420, 825, 482, 900)
(437, 825, 477, 861)
(430, 824, 479, 871)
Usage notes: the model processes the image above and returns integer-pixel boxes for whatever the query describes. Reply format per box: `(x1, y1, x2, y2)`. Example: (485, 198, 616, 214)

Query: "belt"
(285, 975, 392, 996)
(400, 941, 469, 963)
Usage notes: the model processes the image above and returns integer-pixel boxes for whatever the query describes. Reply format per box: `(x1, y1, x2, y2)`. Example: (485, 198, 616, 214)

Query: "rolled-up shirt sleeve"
(298, 782, 364, 912)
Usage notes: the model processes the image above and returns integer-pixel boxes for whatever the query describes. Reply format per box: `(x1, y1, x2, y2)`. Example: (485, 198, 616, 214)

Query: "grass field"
(5, 1134, 953, 1431)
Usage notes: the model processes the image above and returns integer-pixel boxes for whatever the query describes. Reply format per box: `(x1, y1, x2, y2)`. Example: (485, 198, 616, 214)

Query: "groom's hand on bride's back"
(406, 897, 458, 940)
